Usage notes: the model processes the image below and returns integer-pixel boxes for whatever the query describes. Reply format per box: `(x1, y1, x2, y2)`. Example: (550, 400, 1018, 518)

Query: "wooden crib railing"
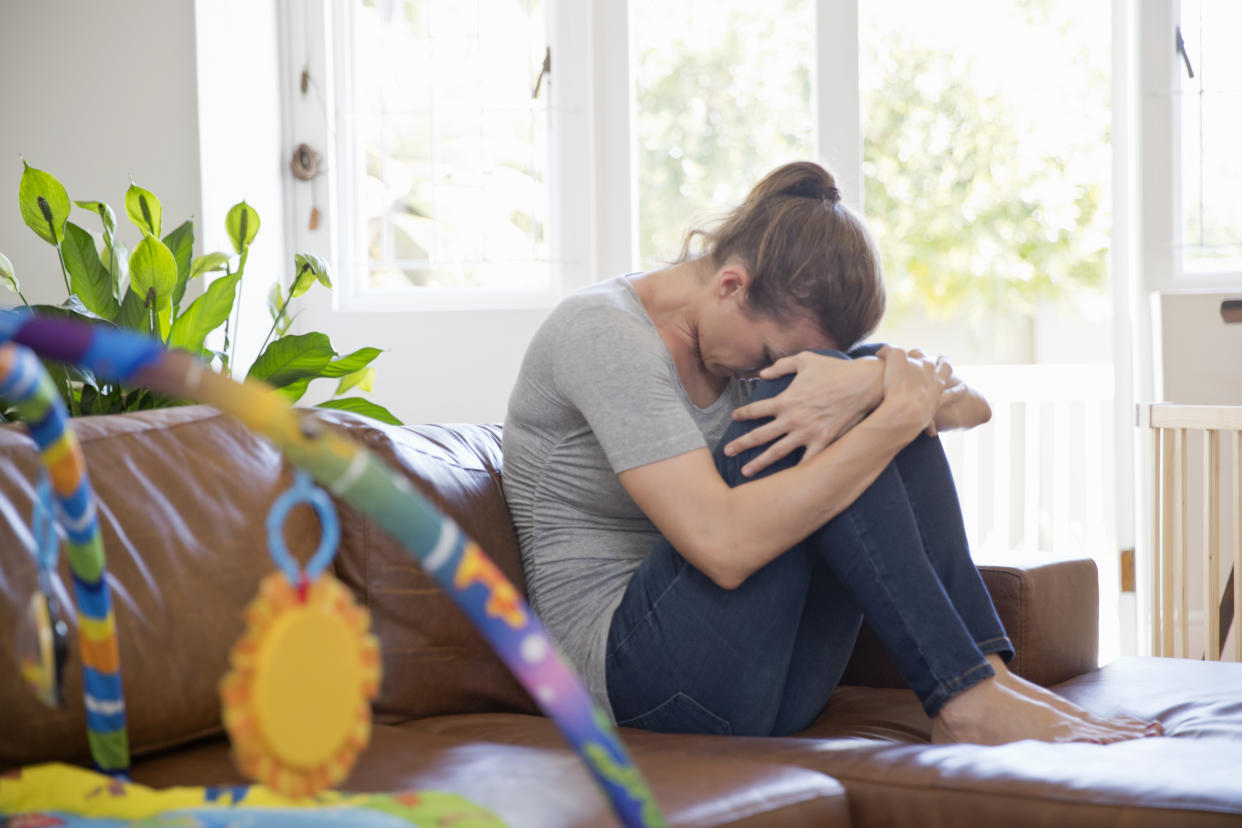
(1138, 404, 1242, 661)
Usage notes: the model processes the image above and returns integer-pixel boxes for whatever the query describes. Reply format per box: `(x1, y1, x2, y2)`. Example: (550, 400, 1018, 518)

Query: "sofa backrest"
(322, 412, 537, 720)
(0, 405, 533, 771)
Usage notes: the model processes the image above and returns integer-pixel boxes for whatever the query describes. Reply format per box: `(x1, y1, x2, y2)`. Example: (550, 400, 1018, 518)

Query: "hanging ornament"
(16, 474, 75, 709)
(220, 470, 380, 798)
(289, 143, 323, 231)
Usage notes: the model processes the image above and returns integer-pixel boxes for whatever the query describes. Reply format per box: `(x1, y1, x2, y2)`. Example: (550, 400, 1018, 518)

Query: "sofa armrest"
(980, 558, 1099, 686)
(840, 558, 1100, 690)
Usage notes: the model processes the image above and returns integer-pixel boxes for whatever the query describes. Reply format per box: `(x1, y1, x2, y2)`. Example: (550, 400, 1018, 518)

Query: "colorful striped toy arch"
(0, 342, 127, 773)
(0, 310, 666, 828)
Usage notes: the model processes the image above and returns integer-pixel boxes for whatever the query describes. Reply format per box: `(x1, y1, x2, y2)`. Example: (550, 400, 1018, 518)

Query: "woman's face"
(699, 292, 833, 380)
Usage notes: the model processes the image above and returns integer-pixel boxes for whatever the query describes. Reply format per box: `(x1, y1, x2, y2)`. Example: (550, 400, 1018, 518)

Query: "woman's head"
(685, 161, 885, 350)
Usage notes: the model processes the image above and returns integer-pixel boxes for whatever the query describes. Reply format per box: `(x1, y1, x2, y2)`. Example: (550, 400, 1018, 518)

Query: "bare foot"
(984, 655, 1163, 738)
(931, 671, 1152, 746)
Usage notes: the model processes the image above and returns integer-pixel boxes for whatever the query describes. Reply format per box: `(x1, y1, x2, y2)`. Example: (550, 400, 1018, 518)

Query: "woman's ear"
(716, 263, 752, 300)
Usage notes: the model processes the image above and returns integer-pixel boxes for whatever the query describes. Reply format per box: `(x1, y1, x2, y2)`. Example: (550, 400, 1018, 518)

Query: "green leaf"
(268, 282, 284, 319)
(315, 396, 402, 425)
(190, 252, 230, 279)
(335, 366, 375, 396)
(162, 220, 195, 309)
(103, 238, 128, 299)
(320, 346, 382, 378)
(62, 222, 120, 319)
(74, 200, 117, 238)
(115, 287, 148, 331)
(225, 201, 260, 254)
(31, 296, 109, 324)
(0, 251, 18, 295)
(246, 331, 335, 387)
(157, 304, 171, 341)
(125, 182, 163, 237)
(128, 234, 178, 311)
(291, 252, 331, 296)
(18, 162, 71, 245)
(290, 262, 316, 298)
(276, 376, 312, 403)
(168, 272, 241, 353)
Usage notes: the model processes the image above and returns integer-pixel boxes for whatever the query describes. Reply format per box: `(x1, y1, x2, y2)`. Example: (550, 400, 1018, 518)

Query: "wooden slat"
(1162, 428, 1175, 657)
(1204, 430, 1221, 660)
(991, 402, 1012, 550)
(1145, 404, 1242, 431)
(1053, 401, 1071, 550)
(1176, 428, 1189, 657)
(1151, 427, 1163, 656)
(1235, 430, 1241, 662)
(1023, 402, 1041, 554)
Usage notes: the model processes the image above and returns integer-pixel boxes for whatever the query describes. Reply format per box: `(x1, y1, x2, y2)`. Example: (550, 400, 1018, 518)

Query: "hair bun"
(781, 178, 841, 205)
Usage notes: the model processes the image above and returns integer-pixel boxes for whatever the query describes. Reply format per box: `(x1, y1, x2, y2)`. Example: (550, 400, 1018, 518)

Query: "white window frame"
(279, 0, 863, 313)
(280, 0, 594, 313)
(1139, 0, 1242, 291)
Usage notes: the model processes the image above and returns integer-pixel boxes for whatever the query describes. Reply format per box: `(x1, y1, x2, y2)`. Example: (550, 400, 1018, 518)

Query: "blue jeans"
(605, 346, 1014, 737)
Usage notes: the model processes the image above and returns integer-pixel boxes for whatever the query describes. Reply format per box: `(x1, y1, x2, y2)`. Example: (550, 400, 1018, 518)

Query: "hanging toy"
(220, 470, 380, 798)
(16, 474, 75, 708)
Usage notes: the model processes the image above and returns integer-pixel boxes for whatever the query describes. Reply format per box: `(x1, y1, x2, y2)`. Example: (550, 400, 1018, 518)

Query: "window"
(285, 0, 575, 311)
(1177, 0, 1242, 275)
(347, 0, 549, 294)
(630, 0, 815, 267)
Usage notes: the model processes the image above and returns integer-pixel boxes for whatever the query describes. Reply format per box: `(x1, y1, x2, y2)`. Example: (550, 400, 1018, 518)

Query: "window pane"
(860, 0, 1111, 364)
(1180, 0, 1242, 272)
(631, 0, 814, 268)
(353, 0, 548, 292)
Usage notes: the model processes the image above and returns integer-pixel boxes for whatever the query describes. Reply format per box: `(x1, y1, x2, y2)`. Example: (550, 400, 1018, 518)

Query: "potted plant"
(0, 162, 400, 425)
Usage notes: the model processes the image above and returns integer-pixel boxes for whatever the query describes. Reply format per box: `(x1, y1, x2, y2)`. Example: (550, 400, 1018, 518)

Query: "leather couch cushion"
(0, 406, 337, 768)
(410, 656, 1242, 827)
(129, 723, 851, 828)
(319, 414, 538, 719)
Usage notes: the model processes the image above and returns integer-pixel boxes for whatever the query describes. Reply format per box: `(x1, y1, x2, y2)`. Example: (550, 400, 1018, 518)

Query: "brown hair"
(681, 161, 885, 349)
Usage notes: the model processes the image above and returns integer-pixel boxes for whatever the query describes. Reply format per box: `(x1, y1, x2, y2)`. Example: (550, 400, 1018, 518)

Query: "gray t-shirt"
(502, 275, 748, 717)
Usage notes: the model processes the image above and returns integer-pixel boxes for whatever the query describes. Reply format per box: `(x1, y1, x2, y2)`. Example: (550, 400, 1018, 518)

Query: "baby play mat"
(0, 763, 503, 827)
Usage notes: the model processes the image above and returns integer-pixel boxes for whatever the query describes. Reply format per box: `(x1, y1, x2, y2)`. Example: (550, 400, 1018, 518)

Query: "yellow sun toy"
(220, 471, 381, 798)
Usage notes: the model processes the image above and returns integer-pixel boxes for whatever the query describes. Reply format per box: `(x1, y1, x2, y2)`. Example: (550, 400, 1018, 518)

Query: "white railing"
(941, 364, 1119, 658)
(1139, 403, 1242, 662)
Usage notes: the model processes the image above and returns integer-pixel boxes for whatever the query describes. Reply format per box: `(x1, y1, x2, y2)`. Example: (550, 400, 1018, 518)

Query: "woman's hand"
(723, 352, 883, 477)
(875, 346, 945, 440)
(905, 348, 991, 435)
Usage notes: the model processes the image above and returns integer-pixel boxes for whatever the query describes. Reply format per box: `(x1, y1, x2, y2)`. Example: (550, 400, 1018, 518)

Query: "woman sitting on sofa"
(502, 161, 1159, 744)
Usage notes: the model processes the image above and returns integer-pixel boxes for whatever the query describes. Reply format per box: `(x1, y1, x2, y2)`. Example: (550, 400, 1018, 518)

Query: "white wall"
(0, 1, 203, 307)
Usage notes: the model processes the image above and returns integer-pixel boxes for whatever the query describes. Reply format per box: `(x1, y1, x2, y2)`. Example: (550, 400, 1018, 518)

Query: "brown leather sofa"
(2, 405, 1241, 826)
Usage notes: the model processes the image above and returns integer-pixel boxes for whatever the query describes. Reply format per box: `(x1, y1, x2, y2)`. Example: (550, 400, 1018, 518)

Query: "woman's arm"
(723, 352, 884, 478)
(724, 348, 991, 476)
(618, 347, 942, 589)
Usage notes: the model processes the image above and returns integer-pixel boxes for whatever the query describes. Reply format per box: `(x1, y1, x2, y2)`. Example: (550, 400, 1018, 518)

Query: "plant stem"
(55, 244, 71, 295)
(106, 239, 117, 297)
(258, 289, 294, 359)
(17, 290, 32, 310)
(220, 263, 234, 378)
(57, 368, 79, 418)
(228, 248, 249, 377)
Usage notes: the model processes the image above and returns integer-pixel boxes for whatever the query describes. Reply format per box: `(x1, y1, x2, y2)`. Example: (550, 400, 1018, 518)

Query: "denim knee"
(714, 346, 875, 484)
